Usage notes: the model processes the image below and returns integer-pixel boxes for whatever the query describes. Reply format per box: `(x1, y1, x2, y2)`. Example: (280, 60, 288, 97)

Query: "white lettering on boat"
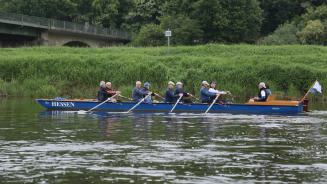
(52, 101, 75, 107)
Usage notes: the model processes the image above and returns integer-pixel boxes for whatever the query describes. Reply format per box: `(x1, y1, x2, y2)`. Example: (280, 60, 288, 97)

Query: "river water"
(1, 98, 327, 183)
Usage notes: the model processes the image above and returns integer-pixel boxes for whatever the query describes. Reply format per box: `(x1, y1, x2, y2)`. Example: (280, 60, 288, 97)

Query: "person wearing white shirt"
(209, 81, 230, 95)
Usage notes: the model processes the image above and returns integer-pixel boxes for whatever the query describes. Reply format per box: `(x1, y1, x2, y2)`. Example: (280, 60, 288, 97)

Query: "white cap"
(176, 81, 183, 86)
(100, 81, 105, 87)
(168, 81, 175, 85)
(259, 82, 266, 88)
(202, 81, 209, 86)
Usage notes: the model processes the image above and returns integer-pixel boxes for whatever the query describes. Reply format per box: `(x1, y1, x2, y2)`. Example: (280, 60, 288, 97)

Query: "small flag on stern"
(309, 81, 322, 94)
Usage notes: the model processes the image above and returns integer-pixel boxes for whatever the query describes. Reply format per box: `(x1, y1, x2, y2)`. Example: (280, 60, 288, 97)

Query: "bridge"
(0, 12, 131, 47)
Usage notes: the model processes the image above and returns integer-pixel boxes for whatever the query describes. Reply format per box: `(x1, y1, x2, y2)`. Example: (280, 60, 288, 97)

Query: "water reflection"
(0, 108, 327, 183)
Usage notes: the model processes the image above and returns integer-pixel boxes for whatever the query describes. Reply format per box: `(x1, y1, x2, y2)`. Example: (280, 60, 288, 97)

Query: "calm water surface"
(1, 98, 327, 183)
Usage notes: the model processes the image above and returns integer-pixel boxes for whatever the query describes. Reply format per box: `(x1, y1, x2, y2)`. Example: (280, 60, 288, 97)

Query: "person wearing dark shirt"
(105, 82, 120, 102)
(174, 81, 192, 103)
(140, 82, 154, 103)
(132, 81, 148, 101)
(165, 81, 180, 103)
(200, 81, 218, 103)
(251, 82, 270, 102)
(97, 81, 108, 101)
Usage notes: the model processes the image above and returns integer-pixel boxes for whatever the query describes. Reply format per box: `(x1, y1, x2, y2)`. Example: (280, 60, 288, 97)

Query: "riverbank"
(0, 44, 326, 102)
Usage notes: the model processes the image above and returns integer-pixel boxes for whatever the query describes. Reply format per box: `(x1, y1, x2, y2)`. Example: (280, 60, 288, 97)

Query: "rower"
(97, 81, 108, 101)
(132, 81, 146, 102)
(141, 82, 155, 103)
(208, 81, 231, 103)
(200, 81, 218, 103)
(165, 81, 180, 103)
(105, 82, 121, 102)
(250, 82, 270, 102)
(175, 82, 192, 103)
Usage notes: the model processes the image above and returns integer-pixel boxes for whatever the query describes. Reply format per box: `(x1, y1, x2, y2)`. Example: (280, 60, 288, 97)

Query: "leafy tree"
(160, 15, 203, 45)
(258, 0, 305, 35)
(259, 23, 300, 45)
(190, 0, 228, 42)
(91, 0, 133, 28)
(2, 0, 78, 21)
(132, 24, 165, 46)
(125, 0, 164, 33)
(219, 0, 263, 43)
(298, 20, 325, 44)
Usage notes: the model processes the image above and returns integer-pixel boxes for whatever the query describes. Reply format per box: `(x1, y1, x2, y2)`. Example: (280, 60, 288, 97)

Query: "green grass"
(0, 44, 326, 102)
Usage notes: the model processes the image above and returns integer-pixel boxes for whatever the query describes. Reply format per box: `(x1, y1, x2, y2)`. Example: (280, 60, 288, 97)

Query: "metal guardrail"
(0, 12, 130, 40)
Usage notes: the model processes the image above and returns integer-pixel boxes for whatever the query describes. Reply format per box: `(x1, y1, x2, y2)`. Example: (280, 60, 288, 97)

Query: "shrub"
(258, 23, 300, 45)
(132, 24, 165, 46)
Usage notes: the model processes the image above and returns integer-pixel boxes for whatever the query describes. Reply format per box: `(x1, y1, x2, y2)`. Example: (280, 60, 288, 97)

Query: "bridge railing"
(0, 12, 130, 40)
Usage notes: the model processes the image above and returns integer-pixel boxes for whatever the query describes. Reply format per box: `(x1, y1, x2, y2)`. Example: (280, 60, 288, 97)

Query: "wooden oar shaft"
(300, 80, 317, 102)
(205, 94, 220, 114)
(119, 95, 133, 101)
(87, 94, 118, 112)
(170, 95, 183, 113)
(127, 93, 151, 113)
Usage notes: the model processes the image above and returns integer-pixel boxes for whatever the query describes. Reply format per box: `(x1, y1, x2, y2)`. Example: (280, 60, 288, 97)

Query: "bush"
(258, 23, 300, 45)
(132, 24, 165, 46)
(160, 15, 203, 45)
(297, 20, 326, 45)
(0, 45, 326, 101)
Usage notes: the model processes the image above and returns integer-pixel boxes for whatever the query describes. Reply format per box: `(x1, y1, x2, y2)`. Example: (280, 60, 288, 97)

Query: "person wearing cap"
(174, 81, 192, 103)
(141, 82, 155, 103)
(165, 81, 180, 103)
(200, 81, 218, 103)
(105, 82, 121, 102)
(97, 81, 108, 101)
(251, 82, 270, 102)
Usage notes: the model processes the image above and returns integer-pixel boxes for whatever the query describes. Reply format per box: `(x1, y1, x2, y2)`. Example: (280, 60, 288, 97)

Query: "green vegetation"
(1, 0, 325, 45)
(261, 4, 327, 45)
(0, 45, 326, 102)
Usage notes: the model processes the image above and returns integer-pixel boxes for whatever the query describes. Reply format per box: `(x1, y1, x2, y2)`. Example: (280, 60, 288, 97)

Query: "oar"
(154, 93, 165, 100)
(127, 93, 151, 113)
(119, 94, 133, 101)
(170, 95, 183, 113)
(87, 94, 119, 112)
(189, 94, 200, 102)
(205, 94, 220, 114)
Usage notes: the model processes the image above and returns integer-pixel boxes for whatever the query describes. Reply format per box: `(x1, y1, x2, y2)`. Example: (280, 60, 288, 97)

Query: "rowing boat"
(36, 98, 305, 115)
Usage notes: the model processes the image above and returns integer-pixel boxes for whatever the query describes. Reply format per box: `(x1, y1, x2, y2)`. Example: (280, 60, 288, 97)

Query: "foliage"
(259, 23, 300, 45)
(298, 20, 326, 45)
(260, 4, 327, 45)
(258, 0, 305, 35)
(132, 24, 165, 46)
(159, 15, 203, 45)
(0, 45, 326, 101)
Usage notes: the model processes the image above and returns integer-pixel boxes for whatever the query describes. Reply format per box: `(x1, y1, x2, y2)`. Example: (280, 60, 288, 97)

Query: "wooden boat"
(36, 97, 305, 115)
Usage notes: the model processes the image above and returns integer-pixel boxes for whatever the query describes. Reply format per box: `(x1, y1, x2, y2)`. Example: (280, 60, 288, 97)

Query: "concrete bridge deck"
(0, 12, 130, 47)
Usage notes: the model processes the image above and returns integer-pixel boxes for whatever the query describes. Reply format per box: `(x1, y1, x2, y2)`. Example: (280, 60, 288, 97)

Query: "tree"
(258, 0, 305, 35)
(298, 20, 325, 44)
(191, 0, 228, 42)
(2, 0, 78, 21)
(132, 24, 165, 46)
(219, 0, 263, 43)
(91, 0, 132, 28)
(259, 22, 300, 45)
(160, 15, 203, 45)
(125, 0, 164, 33)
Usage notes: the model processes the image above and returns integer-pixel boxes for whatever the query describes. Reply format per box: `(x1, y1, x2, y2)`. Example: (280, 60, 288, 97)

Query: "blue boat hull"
(36, 99, 304, 115)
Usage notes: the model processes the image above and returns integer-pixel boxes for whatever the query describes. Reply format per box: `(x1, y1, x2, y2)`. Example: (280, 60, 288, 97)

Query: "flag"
(309, 81, 322, 94)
